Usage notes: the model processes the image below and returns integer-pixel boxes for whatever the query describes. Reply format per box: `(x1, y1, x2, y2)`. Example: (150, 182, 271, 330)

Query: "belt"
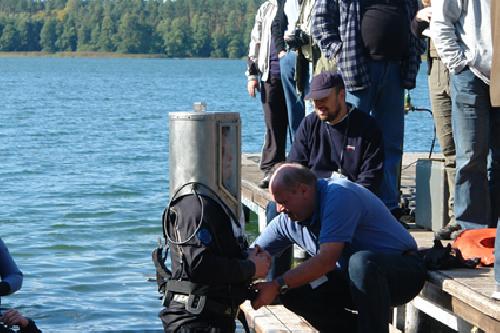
(171, 294, 237, 317)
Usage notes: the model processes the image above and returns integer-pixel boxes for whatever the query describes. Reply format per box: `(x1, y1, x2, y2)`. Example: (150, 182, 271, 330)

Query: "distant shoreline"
(0, 51, 168, 58)
(0, 51, 246, 60)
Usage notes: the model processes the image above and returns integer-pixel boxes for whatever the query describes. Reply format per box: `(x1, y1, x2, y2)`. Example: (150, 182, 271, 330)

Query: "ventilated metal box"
(415, 158, 450, 231)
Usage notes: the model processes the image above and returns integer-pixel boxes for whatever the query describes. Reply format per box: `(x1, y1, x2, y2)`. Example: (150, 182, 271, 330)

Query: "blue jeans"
(450, 68, 500, 229)
(347, 61, 405, 210)
(496, 224, 500, 285)
(282, 251, 426, 333)
(280, 50, 307, 138)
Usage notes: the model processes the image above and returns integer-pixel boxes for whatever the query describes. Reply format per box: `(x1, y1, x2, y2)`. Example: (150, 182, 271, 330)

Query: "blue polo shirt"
(255, 178, 417, 268)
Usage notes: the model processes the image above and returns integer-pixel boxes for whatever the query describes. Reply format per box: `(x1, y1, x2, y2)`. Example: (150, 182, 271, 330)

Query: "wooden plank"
(240, 301, 318, 333)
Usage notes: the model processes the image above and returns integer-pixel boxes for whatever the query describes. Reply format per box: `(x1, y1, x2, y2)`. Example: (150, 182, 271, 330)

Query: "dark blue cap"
(305, 71, 344, 100)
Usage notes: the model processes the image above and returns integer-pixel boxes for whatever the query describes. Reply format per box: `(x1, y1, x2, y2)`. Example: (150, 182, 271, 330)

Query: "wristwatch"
(275, 276, 289, 294)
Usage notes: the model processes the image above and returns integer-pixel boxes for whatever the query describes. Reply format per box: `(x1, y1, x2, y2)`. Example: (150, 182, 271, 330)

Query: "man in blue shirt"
(252, 164, 426, 333)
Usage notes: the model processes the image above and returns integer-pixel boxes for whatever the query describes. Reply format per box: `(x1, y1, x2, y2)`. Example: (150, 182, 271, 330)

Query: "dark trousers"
(259, 77, 288, 174)
(282, 251, 427, 333)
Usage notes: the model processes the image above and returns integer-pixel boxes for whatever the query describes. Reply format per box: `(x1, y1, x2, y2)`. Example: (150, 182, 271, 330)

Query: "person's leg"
(495, 221, 500, 298)
(280, 50, 305, 137)
(488, 106, 500, 227)
(347, 61, 404, 210)
(428, 58, 456, 224)
(451, 68, 491, 229)
(259, 79, 288, 176)
(369, 61, 405, 211)
(348, 251, 426, 333)
(281, 269, 357, 332)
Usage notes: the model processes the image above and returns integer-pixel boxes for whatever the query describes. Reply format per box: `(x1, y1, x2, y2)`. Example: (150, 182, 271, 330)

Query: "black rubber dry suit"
(153, 188, 255, 333)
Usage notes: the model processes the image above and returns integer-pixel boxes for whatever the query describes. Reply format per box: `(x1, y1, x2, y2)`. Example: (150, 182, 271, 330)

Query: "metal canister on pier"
(168, 103, 242, 222)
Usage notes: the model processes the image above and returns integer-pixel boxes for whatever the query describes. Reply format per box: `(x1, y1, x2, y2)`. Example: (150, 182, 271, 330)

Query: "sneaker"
(258, 174, 270, 189)
(434, 223, 462, 241)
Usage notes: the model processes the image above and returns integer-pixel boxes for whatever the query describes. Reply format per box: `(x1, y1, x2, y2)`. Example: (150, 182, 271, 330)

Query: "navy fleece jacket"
(288, 106, 384, 194)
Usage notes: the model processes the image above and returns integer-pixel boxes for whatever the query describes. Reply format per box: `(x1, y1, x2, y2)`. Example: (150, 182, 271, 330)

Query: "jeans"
(428, 57, 456, 224)
(347, 61, 405, 210)
(450, 68, 500, 229)
(280, 50, 307, 138)
(282, 251, 426, 333)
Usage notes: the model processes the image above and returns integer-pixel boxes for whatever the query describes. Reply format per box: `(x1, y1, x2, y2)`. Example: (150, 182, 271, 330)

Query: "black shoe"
(390, 207, 405, 220)
(434, 223, 462, 241)
(258, 174, 270, 189)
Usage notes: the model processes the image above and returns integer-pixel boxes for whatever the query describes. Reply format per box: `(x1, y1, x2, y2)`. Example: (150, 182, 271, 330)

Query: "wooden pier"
(240, 152, 499, 333)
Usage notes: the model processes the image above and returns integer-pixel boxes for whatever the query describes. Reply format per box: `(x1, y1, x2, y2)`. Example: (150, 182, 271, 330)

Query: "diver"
(153, 183, 271, 333)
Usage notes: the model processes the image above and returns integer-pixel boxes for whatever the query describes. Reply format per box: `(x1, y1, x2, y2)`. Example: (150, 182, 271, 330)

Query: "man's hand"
(278, 50, 286, 58)
(0, 309, 30, 328)
(248, 245, 271, 278)
(416, 7, 432, 23)
(251, 281, 280, 309)
(247, 79, 259, 97)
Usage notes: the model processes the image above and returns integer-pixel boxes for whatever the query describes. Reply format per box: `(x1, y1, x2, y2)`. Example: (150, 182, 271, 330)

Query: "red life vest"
(452, 228, 496, 266)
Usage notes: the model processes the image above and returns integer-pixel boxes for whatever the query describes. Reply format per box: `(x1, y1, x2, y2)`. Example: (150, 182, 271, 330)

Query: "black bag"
(417, 240, 479, 270)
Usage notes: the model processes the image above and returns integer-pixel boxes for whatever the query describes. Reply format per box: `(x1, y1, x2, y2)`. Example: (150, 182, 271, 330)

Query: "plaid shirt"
(312, 0, 424, 91)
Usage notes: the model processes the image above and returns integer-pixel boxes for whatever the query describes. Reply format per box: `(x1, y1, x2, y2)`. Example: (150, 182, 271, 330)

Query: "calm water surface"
(0, 57, 435, 332)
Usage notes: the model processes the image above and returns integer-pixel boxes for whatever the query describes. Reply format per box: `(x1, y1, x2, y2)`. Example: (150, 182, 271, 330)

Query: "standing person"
(247, 0, 288, 189)
(491, 0, 500, 301)
(431, 1, 500, 232)
(252, 164, 426, 332)
(272, 0, 308, 138)
(414, 1, 458, 240)
(0, 237, 23, 297)
(311, 0, 423, 217)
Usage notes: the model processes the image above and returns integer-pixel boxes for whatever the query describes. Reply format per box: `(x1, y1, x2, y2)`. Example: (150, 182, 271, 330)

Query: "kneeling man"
(252, 164, 426, 333)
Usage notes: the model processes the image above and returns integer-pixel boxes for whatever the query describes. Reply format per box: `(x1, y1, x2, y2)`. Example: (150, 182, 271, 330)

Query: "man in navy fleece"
(289, 71, 384, 194)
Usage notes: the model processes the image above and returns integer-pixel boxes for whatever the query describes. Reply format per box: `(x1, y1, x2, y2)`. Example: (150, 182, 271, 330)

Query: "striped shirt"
(312, 0, 424, 91)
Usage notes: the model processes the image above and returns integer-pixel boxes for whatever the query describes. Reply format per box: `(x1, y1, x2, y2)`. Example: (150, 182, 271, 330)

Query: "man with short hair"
(289, 71, 384, 193)
(252, 164, 426, 332)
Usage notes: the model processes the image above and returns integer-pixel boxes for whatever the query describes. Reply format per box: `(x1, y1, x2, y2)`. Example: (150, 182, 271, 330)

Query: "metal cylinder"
(169, 110, 241, 221)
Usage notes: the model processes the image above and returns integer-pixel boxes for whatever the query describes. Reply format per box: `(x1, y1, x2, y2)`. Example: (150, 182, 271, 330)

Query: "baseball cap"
(305, 71, 344, 100)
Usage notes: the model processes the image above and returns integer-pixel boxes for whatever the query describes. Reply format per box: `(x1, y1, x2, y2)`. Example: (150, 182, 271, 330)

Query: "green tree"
(115, 13, 148, 53)
(163, 16, 191, 57)
(0, 22, 20, 51)
(191, 14, 211, 57)
(97, 14, 115, 51)
(57, 15, 77, 51)
(40, 17, 57, 52)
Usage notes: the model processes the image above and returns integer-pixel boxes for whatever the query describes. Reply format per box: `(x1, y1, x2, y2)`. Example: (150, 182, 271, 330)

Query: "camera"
(285, 28, 310, 50)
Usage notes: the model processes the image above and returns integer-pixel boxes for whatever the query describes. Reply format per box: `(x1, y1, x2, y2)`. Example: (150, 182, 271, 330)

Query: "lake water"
(0, 57, 435, 332)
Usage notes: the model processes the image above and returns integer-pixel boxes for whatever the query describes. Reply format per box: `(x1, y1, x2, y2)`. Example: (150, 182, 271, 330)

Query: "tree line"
(0, 0, 263, 57)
